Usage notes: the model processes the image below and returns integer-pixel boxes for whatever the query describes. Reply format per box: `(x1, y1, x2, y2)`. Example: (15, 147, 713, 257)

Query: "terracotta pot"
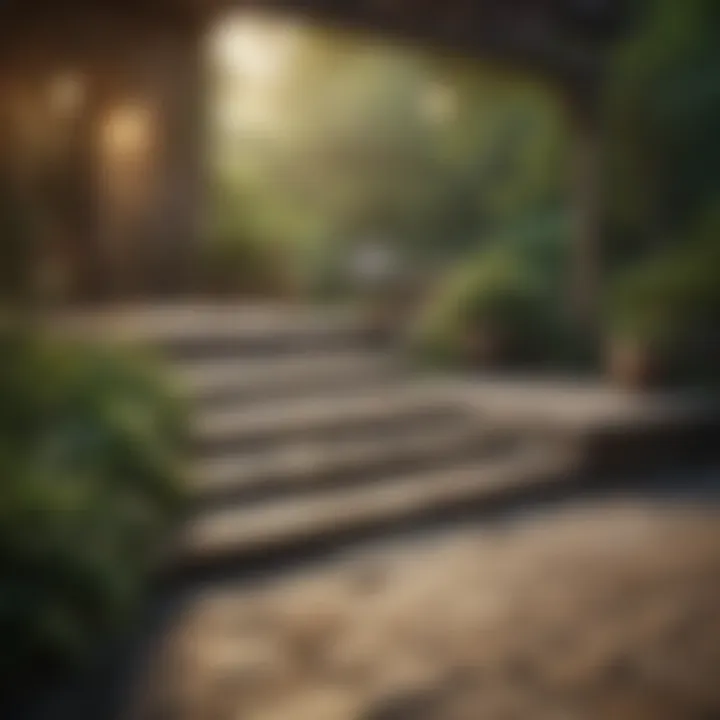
(607, 338, 666, 389)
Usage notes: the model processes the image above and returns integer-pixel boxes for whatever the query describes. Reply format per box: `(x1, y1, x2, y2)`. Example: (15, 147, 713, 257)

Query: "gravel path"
(134, 497, 720, 720)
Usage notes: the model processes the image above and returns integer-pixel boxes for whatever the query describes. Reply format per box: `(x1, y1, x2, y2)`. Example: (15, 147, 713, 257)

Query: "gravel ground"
(135, 499, 720, 720)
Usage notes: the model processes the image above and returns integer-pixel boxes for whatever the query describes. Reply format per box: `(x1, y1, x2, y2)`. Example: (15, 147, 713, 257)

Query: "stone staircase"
(18, 306, 720, 720)
(110, 306, 574, 581)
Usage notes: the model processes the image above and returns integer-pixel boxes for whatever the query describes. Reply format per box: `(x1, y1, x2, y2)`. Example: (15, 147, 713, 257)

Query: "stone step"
(149, 310, 368, 361)
(174, 350, 399, 407)
(166, 444, 575, 578)
(192, 384, 467, 455)
(159, 324, 370, 362)
(192, 423, 522, 506)
(56, 305, 371, 360)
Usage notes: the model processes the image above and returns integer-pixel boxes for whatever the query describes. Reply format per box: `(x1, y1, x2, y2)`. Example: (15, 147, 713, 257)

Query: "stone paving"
(136, 498, 720, 720)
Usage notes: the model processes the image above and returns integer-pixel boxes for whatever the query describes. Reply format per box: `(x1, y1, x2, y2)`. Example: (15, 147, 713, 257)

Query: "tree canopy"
(208, 17, 570, 278)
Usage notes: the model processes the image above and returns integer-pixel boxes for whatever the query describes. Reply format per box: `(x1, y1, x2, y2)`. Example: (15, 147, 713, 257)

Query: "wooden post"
(91, 12, 208, 298)
(152, 21, 207, 296)
(566, 81, 603, 343)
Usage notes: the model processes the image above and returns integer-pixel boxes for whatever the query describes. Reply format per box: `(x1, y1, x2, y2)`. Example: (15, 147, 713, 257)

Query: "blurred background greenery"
(206, 22, 570, 304)
(204, 0, 720, 380)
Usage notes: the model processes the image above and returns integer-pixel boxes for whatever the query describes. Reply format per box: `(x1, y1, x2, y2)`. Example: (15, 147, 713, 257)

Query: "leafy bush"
(609, 259, 697, 346)
(498, 209, 571, 286)
(413, 247, 559, 367)
(606, 0, 720, 244)
(0, 334, 187, 693)
(606, 211, 720, 382)
(608, 216, 720, 347)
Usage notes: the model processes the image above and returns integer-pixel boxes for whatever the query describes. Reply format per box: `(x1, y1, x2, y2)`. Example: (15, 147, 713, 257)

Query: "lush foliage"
(607, 207, 720, 349)
(603, 0, 720, 383)
(413, 247, 561, 368)
(606, 0, 720, 257)
(0, 335, 187, 692)
(208, 19, 570, 294)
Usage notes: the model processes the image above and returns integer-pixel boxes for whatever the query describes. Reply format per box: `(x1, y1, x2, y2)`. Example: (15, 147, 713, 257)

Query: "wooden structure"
(0, 0, 624, 307)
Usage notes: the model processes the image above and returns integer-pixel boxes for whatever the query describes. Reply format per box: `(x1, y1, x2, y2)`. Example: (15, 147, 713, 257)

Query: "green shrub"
(413, 247, 559, 367)
(606, 212, 720, 383)
(607, 237, 720, 348)
(0, 334, 187, 692)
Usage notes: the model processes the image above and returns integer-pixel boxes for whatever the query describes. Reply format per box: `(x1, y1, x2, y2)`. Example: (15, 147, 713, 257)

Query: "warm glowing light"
(211, 17, 302, 134)
(212, 17, 300, 85)
(101, 105, 153, 159)
(48, 73, 85, 117)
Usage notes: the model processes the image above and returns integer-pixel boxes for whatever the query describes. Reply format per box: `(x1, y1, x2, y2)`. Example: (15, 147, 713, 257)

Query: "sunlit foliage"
(207, 17, 570, 295)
